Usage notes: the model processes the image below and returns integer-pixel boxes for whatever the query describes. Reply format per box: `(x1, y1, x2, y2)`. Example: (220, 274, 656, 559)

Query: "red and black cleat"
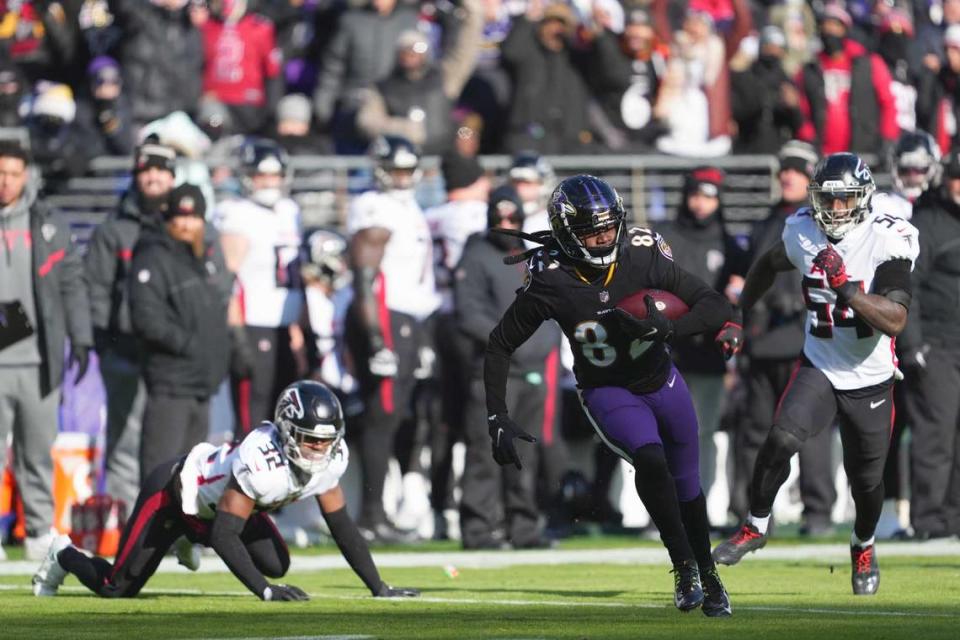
(851, 543, 880, 595)
(712, 523, 768, 566)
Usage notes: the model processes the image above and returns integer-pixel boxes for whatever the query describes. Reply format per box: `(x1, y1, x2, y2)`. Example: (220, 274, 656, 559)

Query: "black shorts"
(774, 359, 895, 492)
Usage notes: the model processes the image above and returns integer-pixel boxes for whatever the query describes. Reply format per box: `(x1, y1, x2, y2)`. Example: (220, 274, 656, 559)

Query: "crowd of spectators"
(4, 0, 960, 558)
(1, 0, 959, 181)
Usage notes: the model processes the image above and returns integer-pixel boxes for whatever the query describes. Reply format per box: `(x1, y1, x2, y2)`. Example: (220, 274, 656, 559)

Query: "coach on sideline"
(129, 184, 232, 482)
(0, 140, 92, 561)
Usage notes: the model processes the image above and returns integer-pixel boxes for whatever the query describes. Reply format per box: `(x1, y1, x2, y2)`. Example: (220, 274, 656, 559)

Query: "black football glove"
(715, 321, 743, 360)
(262, 584, 309, 601)
(488, 414, 537, 469)
(375, 583, 421, 598)
(614, 296, 673, 342)
(69, 344, 90, 384)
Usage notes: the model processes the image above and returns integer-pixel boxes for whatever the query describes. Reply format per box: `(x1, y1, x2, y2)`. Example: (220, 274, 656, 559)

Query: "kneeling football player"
(485, 175, 736, 616)
(32, 380, 420, 602)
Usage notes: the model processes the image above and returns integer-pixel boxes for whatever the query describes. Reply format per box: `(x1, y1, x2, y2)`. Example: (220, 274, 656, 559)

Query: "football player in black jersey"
(484, 175, 737, 616)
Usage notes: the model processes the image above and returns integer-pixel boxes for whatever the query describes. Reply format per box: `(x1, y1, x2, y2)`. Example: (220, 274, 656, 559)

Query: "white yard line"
(1, 583, 958, 620)
(3, 540, 958, 576)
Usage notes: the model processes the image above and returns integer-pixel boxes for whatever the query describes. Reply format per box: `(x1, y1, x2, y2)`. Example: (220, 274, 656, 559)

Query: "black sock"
(58, 546, 112, 595)
(852, 484, 885, 542)
(749, 427, 803, 518)
(632, 444, 695, 566)
(679, 492, 714, 572)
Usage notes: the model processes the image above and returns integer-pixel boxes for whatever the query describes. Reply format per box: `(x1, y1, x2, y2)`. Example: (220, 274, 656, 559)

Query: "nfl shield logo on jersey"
(599, 291, 610, 303)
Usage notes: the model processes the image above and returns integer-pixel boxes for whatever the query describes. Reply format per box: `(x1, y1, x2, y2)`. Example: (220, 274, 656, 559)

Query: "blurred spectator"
(26, 83, 92, 194)
(586, 8, 669, 152)
(195, 96, 234, 143)
(130, 183, 232, 482)
(898, 150, 960, 540)
(926, 24, 960, 152)
(875, 9, 927, 135)
(508, 150, 555, 238)
(83, 139, 176, 511)
(767, 0, 816, 76)
(457, 0, 517, 153)
(215, 138, 302, 431)
(654, 166, 744, 523)
(424, 151, 490, 535)
(500, 2, 596, 153)
(262, 0, 343, 95)
(0, 140, 92, 560)
(451, 107, 484, 157)
(75, 55, 135, 156)
(729, 140, 837, 535)
(730, 25, 803, 153)
(0, 59, 27, 128)
(0, 0, 78, 84)
(344, 135, 440, 543)
(77, 0, 123, 60)
(357, 0, 483, 154)
(107, 0, 203, 128)
(795, 3, 898, 155)
(915, 0, 960, 64)
(456, 185, 556, 548)
(271, 92, 331, 155)
(313, 0, 420, 152)
(196, 0, 284, 134)
(655, 9, 732, 157)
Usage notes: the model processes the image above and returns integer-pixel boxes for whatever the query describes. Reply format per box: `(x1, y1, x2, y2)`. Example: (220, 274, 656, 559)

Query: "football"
(616, 289, 689, 320)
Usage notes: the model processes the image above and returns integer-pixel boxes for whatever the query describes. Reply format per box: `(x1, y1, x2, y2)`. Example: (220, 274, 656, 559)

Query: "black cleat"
(851, 543, 880, 595)
(700, 566, 732, 617)
(358, 521, 421, 545)
(712, 523, 768, 565)
(672, 560, 704, 612)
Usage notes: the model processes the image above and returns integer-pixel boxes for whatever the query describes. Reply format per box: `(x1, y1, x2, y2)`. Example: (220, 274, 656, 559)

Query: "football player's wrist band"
(834, 281, 858, 304)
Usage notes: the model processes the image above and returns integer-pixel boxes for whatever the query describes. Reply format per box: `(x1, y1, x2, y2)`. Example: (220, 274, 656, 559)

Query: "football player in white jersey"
(216, 138, 303, 432)
(885, 129, 941, 220)
(31, 381, 420, 601)
(346, 135, 440, 542)
(712, 153, 919, 596)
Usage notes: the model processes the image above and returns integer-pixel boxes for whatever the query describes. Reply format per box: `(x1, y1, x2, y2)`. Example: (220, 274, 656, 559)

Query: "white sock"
(851, 532, 875, 548)
(747, 513, 770, 535)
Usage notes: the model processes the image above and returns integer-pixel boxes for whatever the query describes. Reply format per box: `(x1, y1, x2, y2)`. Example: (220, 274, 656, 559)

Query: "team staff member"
(130, 184, 232, 482)
(456, 186, 558, 549)
(84, 138, 177, 508)
(32, 381, 420, 601)
(898, 150, 960, 540)
(0, 141, 92, 561)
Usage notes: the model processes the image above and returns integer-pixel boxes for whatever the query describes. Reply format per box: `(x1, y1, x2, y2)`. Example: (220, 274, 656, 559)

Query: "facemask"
(821, 33, 844, 56)
(252, 187, 283, 208)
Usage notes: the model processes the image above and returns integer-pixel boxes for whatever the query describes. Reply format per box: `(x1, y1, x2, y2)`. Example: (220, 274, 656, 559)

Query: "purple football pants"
(579, 366, 702, 501)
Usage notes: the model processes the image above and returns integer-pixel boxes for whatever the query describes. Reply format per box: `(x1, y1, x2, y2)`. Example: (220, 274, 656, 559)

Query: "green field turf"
(2, 551, 959, 640)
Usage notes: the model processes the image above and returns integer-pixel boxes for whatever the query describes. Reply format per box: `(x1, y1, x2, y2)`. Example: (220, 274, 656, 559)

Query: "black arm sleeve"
(483, 282, 552, 416)
(323, 506, 383, 595)
(873, 259, 912, 308)
(647, 243, 735, 338)
(209, 511, 269, 599)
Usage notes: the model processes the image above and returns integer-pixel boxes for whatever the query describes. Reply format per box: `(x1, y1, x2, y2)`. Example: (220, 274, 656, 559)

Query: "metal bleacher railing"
(52, 153, 892, 245)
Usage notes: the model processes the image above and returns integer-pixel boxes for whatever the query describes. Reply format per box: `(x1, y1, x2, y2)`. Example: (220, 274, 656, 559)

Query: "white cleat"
(174, 536, 201, 572)
(32, 534, 73, 596)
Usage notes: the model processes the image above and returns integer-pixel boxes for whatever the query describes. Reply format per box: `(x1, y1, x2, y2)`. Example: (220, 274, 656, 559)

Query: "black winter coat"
(129, 224, 232, 397)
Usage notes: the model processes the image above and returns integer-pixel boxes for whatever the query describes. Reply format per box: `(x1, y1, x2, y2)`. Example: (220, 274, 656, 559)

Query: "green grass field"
(2, 536, 959, 640)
